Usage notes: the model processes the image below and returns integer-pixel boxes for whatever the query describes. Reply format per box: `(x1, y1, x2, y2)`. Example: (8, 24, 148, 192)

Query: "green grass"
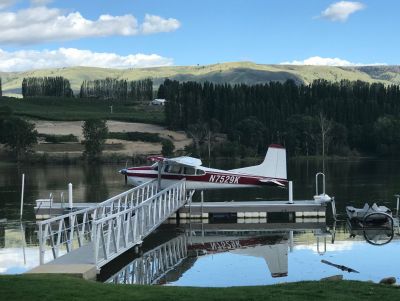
(0, 275, 398, 301)
(0, 97, 165, 124)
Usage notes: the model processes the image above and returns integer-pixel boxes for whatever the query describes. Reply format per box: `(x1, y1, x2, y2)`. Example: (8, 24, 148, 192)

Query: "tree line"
(158, 79, 400, 157)
(79, 77, 153, 101)
(22, 77, 74, 98)
(18, 76, 153, 101)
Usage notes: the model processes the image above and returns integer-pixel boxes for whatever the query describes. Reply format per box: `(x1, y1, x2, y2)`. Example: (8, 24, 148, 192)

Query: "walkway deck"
(28, 179, 189, 279)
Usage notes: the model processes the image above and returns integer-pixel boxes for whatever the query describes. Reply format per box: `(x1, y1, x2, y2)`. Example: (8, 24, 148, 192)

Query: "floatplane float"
(120, 144, 287, 190)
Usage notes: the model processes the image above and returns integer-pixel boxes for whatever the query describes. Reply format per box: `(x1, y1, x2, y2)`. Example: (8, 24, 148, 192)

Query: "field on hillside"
(2, 62, 398, 95)
(0, 97, 165, 124)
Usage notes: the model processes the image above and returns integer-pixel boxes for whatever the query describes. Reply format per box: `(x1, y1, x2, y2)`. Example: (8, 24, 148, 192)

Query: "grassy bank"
(0, 97, 165, 124)
(0, 275, 398, 301)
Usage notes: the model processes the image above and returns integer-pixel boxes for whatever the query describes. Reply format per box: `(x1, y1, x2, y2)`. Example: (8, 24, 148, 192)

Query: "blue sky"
(0, 0, 398, 71)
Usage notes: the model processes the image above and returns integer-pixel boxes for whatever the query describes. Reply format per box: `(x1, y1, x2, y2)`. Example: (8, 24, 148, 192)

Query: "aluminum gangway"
(34, 179, 190, 274)
(106, 235, 188, 285)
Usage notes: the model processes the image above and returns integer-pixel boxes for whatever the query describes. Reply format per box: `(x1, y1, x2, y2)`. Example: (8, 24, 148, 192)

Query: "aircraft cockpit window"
(168, 165, 182, 174)
(195, 169, 205, 175)
(183, 167, 195, 175)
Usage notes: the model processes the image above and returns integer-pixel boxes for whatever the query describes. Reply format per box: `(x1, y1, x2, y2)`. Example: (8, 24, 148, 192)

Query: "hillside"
(1, 62, 399, 95)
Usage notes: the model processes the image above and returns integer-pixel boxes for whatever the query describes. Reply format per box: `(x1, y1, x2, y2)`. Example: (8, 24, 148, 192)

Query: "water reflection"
(100, 219, 400, 287)
(102, 221, 328, 285)
(0, 221, 41, 274)
(106, 235, 188, 285)
(83, 164, 109, 203)
(347, 217, 395, 246)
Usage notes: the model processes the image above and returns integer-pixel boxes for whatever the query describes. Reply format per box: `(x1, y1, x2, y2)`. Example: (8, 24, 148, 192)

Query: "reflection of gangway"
(102, 220, 337, 284)
(28, 179, 190, 279)
(106, 235, 188, 285)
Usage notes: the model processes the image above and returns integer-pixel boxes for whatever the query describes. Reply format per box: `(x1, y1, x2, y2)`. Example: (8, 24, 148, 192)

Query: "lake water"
(1, 158, 400, 285)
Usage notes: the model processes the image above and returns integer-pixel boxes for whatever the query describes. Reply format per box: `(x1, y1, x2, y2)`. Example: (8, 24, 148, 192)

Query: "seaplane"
(120, 144, 287, 190)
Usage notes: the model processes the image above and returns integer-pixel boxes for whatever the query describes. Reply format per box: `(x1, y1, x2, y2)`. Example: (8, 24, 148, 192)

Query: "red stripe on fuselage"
(126, 171, 286, 187)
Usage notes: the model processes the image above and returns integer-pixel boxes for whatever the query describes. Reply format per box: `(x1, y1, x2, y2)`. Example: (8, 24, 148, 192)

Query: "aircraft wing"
(147, 155, 165, 162)
(165, 156, 202, 167)
(259, 178, 287, 187)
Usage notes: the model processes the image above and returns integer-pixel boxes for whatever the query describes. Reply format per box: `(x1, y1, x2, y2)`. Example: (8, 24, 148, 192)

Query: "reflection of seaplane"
(187, 235, 289, 278)
(105, 232, 290, 285)
(120, 144, 287, 190)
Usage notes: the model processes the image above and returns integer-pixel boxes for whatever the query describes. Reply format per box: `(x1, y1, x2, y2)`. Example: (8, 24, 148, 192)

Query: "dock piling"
(68, 183, 73, 209)
(288, 181, 293, 204)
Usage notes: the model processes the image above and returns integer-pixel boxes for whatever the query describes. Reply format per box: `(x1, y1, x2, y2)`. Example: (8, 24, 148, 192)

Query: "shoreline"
(0, 151, 389, 166)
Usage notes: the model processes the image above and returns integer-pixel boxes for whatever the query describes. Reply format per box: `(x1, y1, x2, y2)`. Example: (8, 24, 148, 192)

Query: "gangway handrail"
(94, 180, 186, 224)
(37, 179, 157, 225)
(92, 179, 187, 267)
(37, 179, 159, 264)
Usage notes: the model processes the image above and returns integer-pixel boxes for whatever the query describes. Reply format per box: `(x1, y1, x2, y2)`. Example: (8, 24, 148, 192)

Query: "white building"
(150, 98, 166, 106)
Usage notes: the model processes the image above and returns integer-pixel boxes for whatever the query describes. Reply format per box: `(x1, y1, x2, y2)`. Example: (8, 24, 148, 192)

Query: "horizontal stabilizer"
(259, 178, 286, 187)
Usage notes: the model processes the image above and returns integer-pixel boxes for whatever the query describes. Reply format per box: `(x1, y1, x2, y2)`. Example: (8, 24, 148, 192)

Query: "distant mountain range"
(2, 62, 400, 96)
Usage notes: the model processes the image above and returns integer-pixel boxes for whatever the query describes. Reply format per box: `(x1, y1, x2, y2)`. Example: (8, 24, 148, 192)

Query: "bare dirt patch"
(33, 120, 191, 155)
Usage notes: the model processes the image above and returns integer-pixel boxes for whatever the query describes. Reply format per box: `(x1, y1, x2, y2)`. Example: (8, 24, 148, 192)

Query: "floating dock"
(36, 200, 329, 220)
(179, 200, 328, 219)
(34, 202, 97, 219)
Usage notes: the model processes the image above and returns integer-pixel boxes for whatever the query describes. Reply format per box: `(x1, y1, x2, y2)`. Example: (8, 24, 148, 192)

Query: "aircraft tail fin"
(230, 144, 287, 179)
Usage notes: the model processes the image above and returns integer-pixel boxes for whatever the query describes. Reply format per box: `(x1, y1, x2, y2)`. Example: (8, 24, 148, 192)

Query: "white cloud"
(281, 56, 386, 66)
(0, 48, 174, 71)
(318, 1, 365, 22)
(141, 14, 181, 34)
(0, 0, 15, 10)
(30, 0, 53, 5)
(0, 6, 180, 44)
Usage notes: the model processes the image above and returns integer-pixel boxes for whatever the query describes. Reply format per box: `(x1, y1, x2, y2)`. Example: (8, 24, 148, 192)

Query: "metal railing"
(106, 234, 188, 285)
(37, 179, 159, 265)
(93, 180, 187, 267)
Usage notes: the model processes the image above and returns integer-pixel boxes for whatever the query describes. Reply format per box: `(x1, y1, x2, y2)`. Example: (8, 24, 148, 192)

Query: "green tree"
(373, 115, 400, 155)
(161, 139, 175, 157)
(0, 117, 37, 160)
(232, 116, 267, 153)
(82, 119, 108, 161)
